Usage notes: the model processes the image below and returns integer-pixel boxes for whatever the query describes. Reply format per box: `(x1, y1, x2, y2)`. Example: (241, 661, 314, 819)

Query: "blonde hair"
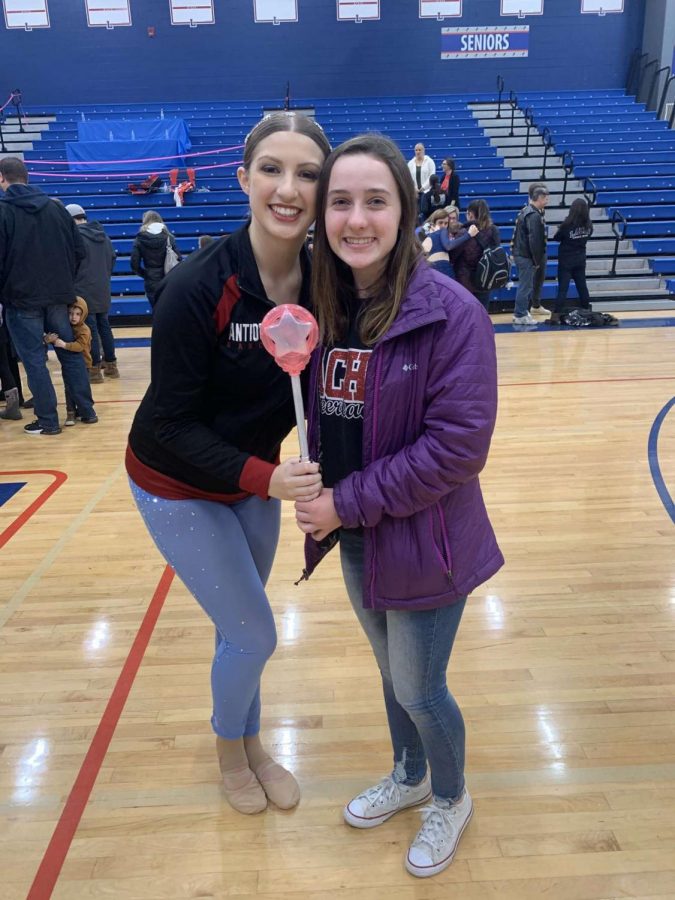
(141, 210, 165, 230)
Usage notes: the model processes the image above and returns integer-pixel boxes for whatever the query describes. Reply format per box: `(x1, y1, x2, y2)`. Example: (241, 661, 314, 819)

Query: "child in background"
(44, 297, 98, 426)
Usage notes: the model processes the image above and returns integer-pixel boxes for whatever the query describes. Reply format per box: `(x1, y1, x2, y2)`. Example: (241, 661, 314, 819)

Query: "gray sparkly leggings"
(129, 477, 280, 739)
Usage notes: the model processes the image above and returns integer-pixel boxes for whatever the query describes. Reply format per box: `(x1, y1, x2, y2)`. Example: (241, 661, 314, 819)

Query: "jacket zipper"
(433, 503, 454, 585)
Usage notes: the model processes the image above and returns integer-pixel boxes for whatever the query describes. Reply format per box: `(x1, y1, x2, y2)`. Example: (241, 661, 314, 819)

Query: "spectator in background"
(450, 199, 501, 311)
(0, 304, 22, 420)
(527, 182, 549, 313)
(407, 143, 436, 220)
(0, 156, 95, 435)
(44, 297, 97, 427)
(66, 203, 119, 381)
(549, 198, 594, 323)
(511, 185, 550, 326)
(130, 210, 182, 309)
(422, 210, 478, 280)
(420, 174, 447, 220)
(440, 158, 460, 209)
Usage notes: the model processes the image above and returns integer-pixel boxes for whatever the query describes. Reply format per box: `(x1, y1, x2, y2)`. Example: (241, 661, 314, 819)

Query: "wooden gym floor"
(1, 314, 675, 900)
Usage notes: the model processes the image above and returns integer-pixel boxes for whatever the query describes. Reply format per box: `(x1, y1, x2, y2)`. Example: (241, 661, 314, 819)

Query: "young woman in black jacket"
(551, 198, 593, 319)
(126, 113, 331, 815)
(130, 210, 182, 308)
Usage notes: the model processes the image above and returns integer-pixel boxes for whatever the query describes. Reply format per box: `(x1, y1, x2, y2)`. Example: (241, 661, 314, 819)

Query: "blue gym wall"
(0, 0, 645, 106)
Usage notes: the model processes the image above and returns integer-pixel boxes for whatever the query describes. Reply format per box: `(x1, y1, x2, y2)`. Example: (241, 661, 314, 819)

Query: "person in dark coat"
(550, 198, 594, 322)
(0, 157, 96, 434)
(449, 199, 501, 310)
(440, 157, 460, 209)
(130, 210, 181, 309)
(66, 204, 118, 380)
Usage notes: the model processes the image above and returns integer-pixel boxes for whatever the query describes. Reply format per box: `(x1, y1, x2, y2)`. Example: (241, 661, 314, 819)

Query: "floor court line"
(26, 565, 175, 900)
(0, 470, 67, 551)
(17, 370, 675, 895)
(648, 396, 675, 524)
(0, 462, 124, 631)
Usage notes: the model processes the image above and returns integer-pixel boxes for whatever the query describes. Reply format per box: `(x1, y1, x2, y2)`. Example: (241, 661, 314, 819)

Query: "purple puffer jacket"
(302, 263, 504, 611)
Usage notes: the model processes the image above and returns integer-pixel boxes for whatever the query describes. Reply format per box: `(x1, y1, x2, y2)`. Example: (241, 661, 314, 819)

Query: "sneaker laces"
(413, 804, 457, 854)
(359, 776, 401, 810)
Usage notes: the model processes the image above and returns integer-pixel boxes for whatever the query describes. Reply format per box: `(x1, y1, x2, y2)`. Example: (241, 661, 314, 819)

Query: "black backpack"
(559, 308, 619, 328)
(474, 245, 510, 291)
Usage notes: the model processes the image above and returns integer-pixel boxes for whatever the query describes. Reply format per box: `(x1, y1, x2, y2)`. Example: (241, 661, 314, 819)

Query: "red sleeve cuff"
(239, 457, 277, 499)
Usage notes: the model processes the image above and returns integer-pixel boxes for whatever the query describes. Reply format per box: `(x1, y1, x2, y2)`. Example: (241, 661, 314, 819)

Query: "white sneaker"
(512, 313, 537, 325)
(531, 305, 551, 318)
(344, 774, 432, 829)
(405, 790, 473, 878)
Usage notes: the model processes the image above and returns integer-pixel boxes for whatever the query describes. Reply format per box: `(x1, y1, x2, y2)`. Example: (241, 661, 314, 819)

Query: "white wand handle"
(291, 375, 309, 462)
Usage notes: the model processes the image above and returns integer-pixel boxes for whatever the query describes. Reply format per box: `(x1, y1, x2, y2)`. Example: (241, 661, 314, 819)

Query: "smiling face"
(237, 131, 325, 248)
(324, 153, 402, 293)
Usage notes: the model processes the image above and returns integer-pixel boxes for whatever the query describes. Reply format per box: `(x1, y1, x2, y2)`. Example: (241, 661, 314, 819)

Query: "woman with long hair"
(130, 209, 182, 308)
(295, 134, 502, 878)
(450, 199, 501, 310)
(126, 112, 331, 815)
(550, 197, 594, 320)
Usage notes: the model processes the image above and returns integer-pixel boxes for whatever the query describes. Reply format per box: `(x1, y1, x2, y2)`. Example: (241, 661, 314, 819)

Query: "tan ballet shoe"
(254, 759, 301, 809)
(221, 765, 267, 815)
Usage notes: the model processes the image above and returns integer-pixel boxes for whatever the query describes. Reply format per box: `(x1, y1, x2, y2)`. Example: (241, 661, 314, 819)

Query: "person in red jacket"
(295, 134, 502, 880)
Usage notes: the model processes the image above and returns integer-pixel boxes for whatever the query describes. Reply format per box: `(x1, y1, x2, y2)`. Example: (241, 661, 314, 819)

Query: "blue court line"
(0, 482, 26, 507)
(648, 396, 675, 525)
(113, 316, 675, 348)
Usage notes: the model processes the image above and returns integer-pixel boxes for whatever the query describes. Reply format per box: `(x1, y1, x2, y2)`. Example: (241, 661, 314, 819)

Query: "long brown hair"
(466, 199, 493, 231)
(311, 133, 423, 347)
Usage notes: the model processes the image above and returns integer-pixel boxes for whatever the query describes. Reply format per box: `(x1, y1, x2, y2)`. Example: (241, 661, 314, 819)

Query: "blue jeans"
(6, 305, 95, 429)
(88, 312, 117, 365)
(340, 530, 467, 801)
(514, 255, 537, 318)
(129, 479, 280, 739)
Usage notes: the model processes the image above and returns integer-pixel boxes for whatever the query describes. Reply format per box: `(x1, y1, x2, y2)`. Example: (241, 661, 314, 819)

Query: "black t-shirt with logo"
(319, 298, 372, 490)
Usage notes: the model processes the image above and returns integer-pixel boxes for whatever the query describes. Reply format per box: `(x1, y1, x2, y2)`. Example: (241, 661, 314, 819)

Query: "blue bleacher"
(17, 88, 675, 318)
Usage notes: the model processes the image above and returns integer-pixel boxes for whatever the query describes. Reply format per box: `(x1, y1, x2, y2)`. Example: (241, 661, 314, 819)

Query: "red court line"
(26, 564, 175, 900)
(0, 469, 67, 550)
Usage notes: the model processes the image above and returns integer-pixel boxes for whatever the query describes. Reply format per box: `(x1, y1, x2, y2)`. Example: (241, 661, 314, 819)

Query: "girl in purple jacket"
(295, 134, 503, 879)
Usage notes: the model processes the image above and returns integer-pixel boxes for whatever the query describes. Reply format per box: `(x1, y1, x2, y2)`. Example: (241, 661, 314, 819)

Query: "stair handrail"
(647, 65, 671, 113)
(583, 176, 597, 208)
(508, 90, 518, 137)
(522, 106, 534, 158)
(628, 52, 649, 97)
(0, 108, 6, 153)
(559, 150, 574, 208)
(610, 209, 627, 277)
(540, 127, 553, 179)
(670, 101, 675, 130)
(496, 75, 505, 119)
(657, 72, 675, 120)
(638, 58, 658, 105)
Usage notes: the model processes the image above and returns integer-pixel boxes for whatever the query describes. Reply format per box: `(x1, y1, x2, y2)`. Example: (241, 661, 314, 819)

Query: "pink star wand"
(261, 304, 319, 462)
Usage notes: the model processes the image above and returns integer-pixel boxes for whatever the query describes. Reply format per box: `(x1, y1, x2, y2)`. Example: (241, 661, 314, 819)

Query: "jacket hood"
(78, 220, 107, 243)
(72, 296, 89, 319)
(137, 230, 168, 247)
(1, 183, 50, 213)
(146, 222, 165, 235)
